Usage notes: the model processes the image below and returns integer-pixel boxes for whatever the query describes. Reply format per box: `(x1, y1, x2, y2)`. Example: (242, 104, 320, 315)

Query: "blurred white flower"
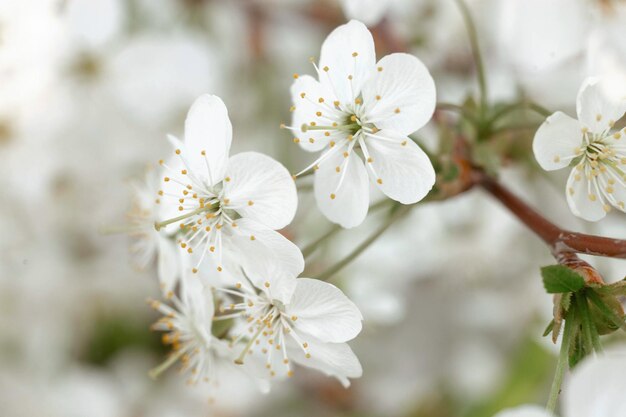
(221, 276, 363, 387)
(148, 276, 222, 385)
(533, 77, 626, 221)
(493, 405, 553, 417)
(126, 170, 181, 295)
(495, 348, 626, 417)
(339, 0, 393, 26)
(288, 20, 436, 228)
(157, 94, 303, 281)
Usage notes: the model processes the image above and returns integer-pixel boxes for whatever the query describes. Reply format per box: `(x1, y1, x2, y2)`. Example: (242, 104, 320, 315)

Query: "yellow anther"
(367, 157, 373, 163)
(225, 177, 231, 182)
(375, 95, 381, 100)
(192, 268, 198, 274)
(329, 141, 336, 147)
(318, 97, 324, 103)
(394, 108, 401, 114)
(352, 52, 358, 57)
(377, 66, 383, 72)
(293, 73, 299, 79)
(377, 178, 383, 184)
(309, 138, 315, 143)
(217, 266, 222, 272)
(293, 137, 300, 143)
(175, 149, 181, 155)
(316, 111, 322, 117)
(330, 193, 336, 200)
(323, 66, 329, 72)
(201, 150, 206, 156)
(553, 155, 561, 163)
(264, 281, 270, 288)
(250, 235, 256, 241)
(248, 200, 254, 206)
(333, 100, 340, 107)
(335, 166, 341, 173)
(164, 177, 170, 182)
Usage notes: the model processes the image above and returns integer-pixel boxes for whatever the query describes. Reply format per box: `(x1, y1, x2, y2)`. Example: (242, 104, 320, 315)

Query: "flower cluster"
(120, 19, 440, 397)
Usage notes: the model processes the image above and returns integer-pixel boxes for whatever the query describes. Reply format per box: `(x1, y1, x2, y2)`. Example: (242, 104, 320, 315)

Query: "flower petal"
(566, 165, 607, 221)
(157, 236, 181, 295)
(576, 77, 626, 134)
(314, 148, 370, 228)
(224, 152, 298, 230)
(290, 75, 343, 152)
(493, 405, 554, 417)
(285, 278, 363, 343)
(180, 272, 214, 328)
(532, 111, 583, 171)
(361, 53, 436, 135)
(319, 20, 376, 106)
(362, 130, 435, 204)
(564, 353, 626, 417)
(184, 94, 232, 185)
(287, 336, 362, 388)
(228, 218, 303, 303)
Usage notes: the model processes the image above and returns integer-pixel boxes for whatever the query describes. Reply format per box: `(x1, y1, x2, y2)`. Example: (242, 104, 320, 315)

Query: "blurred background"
(1, 0, 625, 416)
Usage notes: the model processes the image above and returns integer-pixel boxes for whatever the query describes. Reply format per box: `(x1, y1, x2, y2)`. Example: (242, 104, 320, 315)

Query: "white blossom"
(533, 77, 626, 221)
(148, 276, 223, 386)
(156, 94, 304, 286)
(125, 170, 181, 296)
(287, 20, 436, 228)
(216, 274, 363, 387)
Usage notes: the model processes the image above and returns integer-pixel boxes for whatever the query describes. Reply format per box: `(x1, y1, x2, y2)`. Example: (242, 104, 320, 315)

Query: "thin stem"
(302, 199, 392, 258)
(546, 314, 574, 413)
(454, 0, 487, 112)
(302, 225, 342, 258)
(436, 102, 478, 123)
(314, 205, 410, 281)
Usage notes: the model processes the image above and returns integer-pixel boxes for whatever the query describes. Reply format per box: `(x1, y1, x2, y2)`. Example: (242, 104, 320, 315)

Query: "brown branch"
(477, 173, 626, 283)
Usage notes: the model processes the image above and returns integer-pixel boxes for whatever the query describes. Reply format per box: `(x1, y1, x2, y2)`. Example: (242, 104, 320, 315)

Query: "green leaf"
(541, 265, 585, 294)
(542, 319, 554, 337)
(560, 292, 572, 311)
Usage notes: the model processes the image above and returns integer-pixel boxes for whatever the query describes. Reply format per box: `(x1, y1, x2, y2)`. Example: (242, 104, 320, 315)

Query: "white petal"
(224, 152, 297, 230)
(362, 130, 435, 204)
(532, 111, 583, 171)
(564, 353, 626, 417)
(566, 166, 607, 221)
(287, 336, 362, 388)
(340, 0, 391, 26)
(180, 273, 214, 328)
(184, 94, 232, 185)
(157, 236, 180, 295)
(314, 148, 370, 228)
(361, 53, 436, 135)
(229, 218, 303, 303)
(576, 77, 626, 134)
(285, 278, 362, 343)
(319, 20, 376, 106)
(290, 75, 343, 152)
(493, 405, 554, 417)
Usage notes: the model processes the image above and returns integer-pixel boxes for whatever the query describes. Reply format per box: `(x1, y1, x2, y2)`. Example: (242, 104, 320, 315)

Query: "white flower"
(494, 348, 626, 417)
(125, 170, 181, 296)
(157, 94, 304, 286)
(148, 276, 221, 385)
(287, 20, 436, 228)
(339, 0, 394, 27)
(493, 405, 554, 417)
(216, 274, 363, 387)
(533, 77, 626, 221)
(563, 349, 626, 417)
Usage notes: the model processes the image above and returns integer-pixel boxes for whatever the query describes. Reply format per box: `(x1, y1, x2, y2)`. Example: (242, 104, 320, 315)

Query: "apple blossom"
(286, 20, 436, 228)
